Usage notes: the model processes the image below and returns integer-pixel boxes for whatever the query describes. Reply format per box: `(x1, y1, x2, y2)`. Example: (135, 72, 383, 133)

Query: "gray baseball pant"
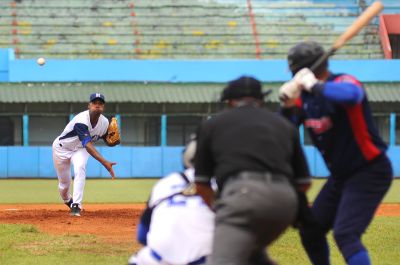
(207, 174, 298, 265)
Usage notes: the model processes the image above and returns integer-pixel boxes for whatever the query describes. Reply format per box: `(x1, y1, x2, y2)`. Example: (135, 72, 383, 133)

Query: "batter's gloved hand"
(278, 80, 301, 107)
(293, 68, 318, 92)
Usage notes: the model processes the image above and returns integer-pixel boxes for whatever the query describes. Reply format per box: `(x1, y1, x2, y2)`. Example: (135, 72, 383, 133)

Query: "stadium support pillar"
(299, 124, 305, 145)
(390, 113, 396, 146)
(23, 114, 29, 146)
(161, 114, 167, 176)
(161, 115, 167, 147)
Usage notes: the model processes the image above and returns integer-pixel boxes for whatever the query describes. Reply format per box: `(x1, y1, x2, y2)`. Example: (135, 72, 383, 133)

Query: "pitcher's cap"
(89, 93, 105, 103)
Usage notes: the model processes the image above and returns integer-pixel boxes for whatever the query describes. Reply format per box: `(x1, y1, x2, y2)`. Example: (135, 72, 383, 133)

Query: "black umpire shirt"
(195, 104, 310, 190)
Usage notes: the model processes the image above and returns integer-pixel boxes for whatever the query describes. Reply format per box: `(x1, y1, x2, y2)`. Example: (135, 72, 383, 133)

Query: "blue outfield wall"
(7, 59, 400, 83)
(0, 48, 398, 83)
(0, 146, 399, 178)
(0, 146, 184, 179)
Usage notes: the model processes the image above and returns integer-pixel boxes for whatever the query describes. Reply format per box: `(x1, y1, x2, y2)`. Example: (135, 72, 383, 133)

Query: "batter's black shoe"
(65, 198, 73, 209)
(70, 203, 81, 217)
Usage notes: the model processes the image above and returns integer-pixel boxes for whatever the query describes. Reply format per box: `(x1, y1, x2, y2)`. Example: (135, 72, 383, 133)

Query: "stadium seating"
(0, 0, 397, 59)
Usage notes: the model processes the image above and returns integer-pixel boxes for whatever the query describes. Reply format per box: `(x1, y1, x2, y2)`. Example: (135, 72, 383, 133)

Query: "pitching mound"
(0, 204, 145, 243)
(0, 203, 399, 243)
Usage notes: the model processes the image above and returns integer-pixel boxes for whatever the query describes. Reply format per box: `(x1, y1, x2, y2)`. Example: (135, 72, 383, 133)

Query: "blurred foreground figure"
(128, 137, 214, 265)
(195, 76, 311, 265)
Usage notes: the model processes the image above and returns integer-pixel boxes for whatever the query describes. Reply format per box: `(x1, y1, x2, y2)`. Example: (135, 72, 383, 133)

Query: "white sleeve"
(75, 112, 90, 127)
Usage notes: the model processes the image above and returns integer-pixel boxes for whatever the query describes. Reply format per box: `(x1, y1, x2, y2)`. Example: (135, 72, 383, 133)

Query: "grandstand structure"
(0, 0, 398, 59)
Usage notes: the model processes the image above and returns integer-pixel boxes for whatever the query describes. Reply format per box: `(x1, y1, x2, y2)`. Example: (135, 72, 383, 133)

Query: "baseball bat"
(310, 1, 384, 72)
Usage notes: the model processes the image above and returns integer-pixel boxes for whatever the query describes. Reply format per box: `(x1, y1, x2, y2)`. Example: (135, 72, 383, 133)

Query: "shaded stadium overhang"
(0, 82, 399, 104)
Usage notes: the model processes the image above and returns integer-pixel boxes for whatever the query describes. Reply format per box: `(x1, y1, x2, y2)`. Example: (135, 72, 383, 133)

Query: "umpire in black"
(194, 76, 311, 265)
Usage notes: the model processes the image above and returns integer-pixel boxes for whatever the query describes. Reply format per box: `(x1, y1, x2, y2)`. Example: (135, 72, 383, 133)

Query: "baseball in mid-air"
(37, 57, 46, 66)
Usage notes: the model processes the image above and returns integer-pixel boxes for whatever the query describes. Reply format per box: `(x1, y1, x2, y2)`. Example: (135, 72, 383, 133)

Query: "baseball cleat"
(64, 198, 73, 209)
(70, 203, 81, 216)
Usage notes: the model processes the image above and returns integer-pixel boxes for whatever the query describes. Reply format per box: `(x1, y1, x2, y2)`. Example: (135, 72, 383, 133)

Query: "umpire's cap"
(220, 76, 271, 102)
(288, 41, 326, 75)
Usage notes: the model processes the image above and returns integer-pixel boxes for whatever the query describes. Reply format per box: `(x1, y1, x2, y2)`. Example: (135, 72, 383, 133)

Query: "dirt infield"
(0, 203, 145, 243)
(0, 203, 399, 242)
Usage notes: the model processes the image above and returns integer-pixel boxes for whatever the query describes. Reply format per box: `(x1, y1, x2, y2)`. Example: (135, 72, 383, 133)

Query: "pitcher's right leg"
(52, 147, 72, 203)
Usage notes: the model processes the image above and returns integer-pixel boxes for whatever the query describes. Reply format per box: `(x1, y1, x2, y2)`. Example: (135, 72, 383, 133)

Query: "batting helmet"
(288, 41, 326, 76)
(182, 135, 196, 169)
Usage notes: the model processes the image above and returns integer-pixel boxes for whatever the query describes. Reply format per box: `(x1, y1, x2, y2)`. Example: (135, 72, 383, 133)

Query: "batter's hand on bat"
(294, 68, 318, 92)
(104, 161, 117, 180)
(279, 80, 301, 107)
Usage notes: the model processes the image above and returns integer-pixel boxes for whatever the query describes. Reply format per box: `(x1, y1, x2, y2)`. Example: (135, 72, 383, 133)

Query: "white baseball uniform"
(52, 110, 109, 208)
(129, 168, 215, 265)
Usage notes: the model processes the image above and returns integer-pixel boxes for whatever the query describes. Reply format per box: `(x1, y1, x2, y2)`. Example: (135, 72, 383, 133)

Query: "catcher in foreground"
(128, 137, 215, 265)
(52, 93, 120, 217)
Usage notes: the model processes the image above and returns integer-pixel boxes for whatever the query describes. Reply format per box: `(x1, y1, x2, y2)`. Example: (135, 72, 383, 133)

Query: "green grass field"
(270, 217, 400, 265)
(0, 178, 399, 204)
(0, 224, 130, 265)
(0, 178, 399, 264)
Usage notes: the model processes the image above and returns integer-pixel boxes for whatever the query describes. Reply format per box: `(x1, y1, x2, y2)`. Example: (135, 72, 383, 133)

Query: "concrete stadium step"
(0, 16, 251, 26)
(0, 33, 380, 45)
(0, 16, 378, 30)
(0, 0, 132, 8)
(8, 48, 381, 60)
(4, 0, 238, 8)
(8, 42, 381, 54)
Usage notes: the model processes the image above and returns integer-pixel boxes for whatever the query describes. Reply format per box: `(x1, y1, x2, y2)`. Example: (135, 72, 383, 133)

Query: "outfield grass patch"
(0, 224, 133, 265)
(0, 178, 398, 203)
(1, 216, 399, 265)
(0, 179, 157, 204)
(270, 216, 400, 265)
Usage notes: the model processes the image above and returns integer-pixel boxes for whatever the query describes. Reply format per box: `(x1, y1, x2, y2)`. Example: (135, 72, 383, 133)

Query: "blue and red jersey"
(281, 72, 387, 178)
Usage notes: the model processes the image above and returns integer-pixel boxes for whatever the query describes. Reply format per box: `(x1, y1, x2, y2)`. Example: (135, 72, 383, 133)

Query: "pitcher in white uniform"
(52, 93, 118, 216)
(128, 138, 215, 265)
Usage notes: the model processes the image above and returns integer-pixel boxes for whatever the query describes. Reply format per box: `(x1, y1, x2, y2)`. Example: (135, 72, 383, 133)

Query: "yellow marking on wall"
(192, 31, 205, 36)
(19, 29, 32, 35)
(107, 39, 118, 45)
(102, 21, 114, 27)
(42, 39, 58, 49)
(17, 21, 31, 27)
(205, 40, 221, 49)
(227, 21, 237, 27)
(46, 39, 57, 45)
(155, 40, 171, 50)
(265, 39, 279, 48)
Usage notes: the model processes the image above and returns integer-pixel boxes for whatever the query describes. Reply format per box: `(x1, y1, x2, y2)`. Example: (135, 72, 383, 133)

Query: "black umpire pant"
(207, 172, 298, 265)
